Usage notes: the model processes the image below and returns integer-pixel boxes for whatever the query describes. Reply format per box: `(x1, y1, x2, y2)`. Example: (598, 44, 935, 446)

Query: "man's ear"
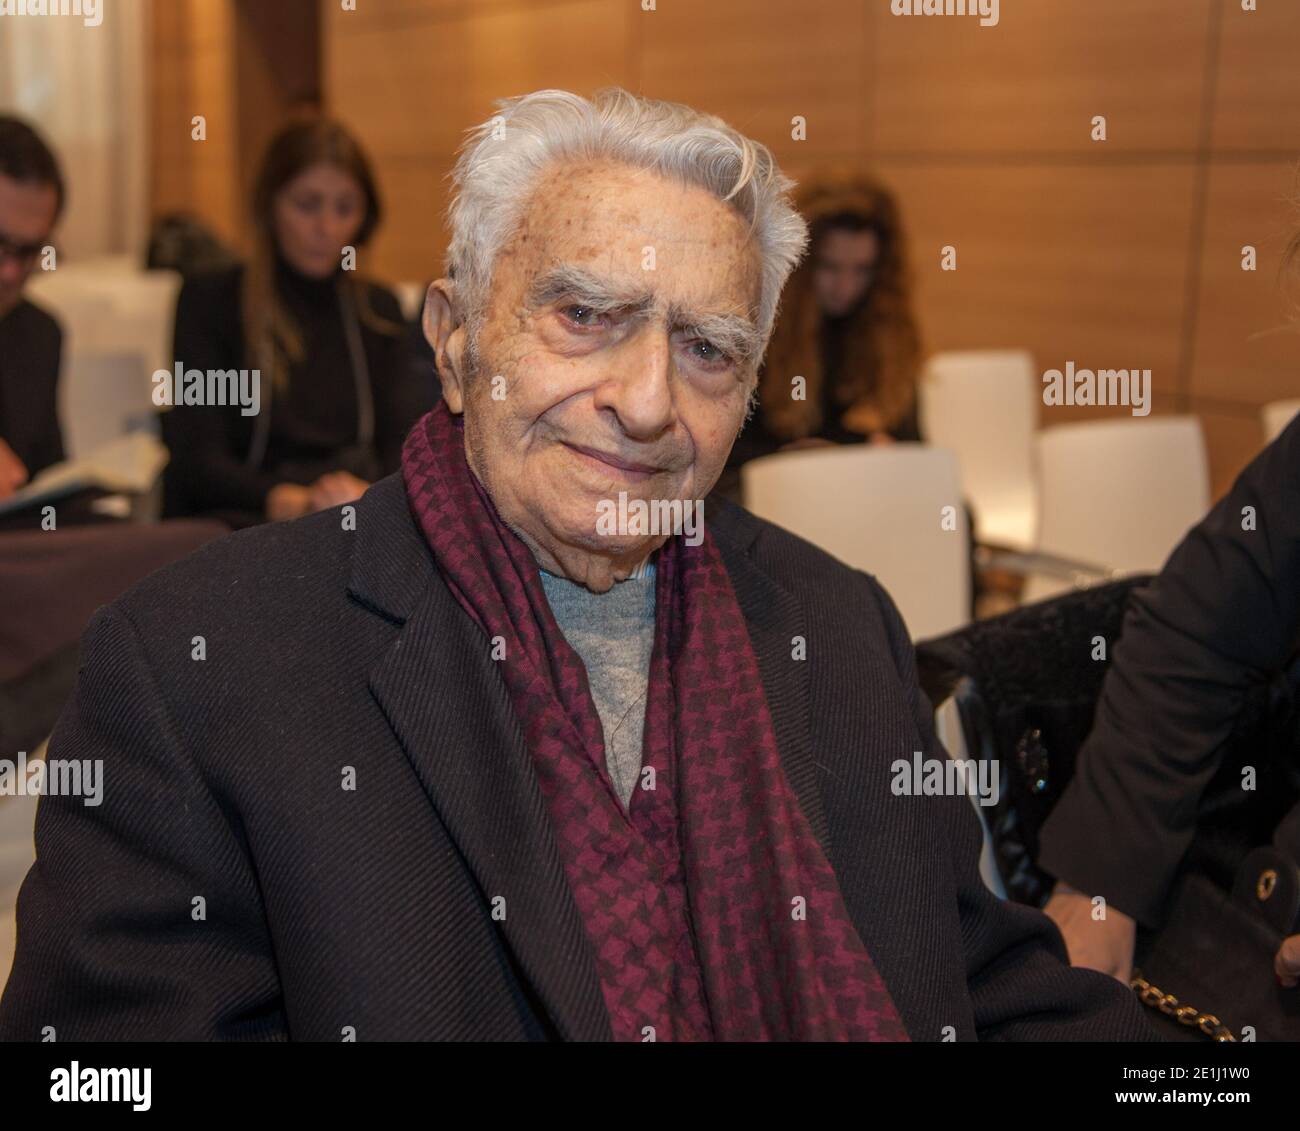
(423, 279, 468, 413)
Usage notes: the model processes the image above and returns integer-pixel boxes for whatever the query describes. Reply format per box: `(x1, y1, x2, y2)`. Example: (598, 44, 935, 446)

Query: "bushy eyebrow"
(677, 312, 763, 368)
(524, 263, 763, 367)
(525, 264, 649, 315)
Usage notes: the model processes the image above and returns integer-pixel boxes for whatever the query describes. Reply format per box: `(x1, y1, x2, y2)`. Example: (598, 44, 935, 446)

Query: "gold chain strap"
(1130, 969, 1236, 1042)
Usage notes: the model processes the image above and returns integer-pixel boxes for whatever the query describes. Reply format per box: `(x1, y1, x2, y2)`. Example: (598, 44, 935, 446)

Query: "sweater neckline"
(273, 252, 343, 307)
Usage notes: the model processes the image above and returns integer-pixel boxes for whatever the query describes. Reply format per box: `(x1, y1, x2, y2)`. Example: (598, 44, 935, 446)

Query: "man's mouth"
(562, 441, 662, 480)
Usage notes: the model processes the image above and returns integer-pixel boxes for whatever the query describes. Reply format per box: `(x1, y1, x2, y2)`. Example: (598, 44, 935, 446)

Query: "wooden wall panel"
(872, 162, 1194, 401)
(364, 155, 455, 284)
(639, 0, 868, 165)
(868, 0, 1211, 156)
(233, 0, 322, 207)
(149, 0, 321, 254)
(331, 0, 520, 28)
(149, 0, 242, 248)
(147, 0, 192, 218)
(1189, 160, 1300, 407)
(1212, 0, 1300, 152)
(324, 0, 631, 161)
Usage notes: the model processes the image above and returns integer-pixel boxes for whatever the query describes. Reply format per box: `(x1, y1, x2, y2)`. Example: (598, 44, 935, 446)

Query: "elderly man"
(0, 89, 1152, 1041)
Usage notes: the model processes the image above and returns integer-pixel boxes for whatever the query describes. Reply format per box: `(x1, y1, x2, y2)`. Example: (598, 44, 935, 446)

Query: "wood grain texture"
(1189, 160, 1300, 409)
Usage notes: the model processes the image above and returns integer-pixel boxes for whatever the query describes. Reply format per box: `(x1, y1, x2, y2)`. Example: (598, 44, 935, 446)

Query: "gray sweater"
(538, 563, 656, 809)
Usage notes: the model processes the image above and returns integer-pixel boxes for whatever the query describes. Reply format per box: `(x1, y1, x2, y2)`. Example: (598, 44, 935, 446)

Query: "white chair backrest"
(27, 262, 182, 460)
(741, 443, 970, 640)
(1262, 399, 1300, 444)
(919, 349, 1039, 551)
(1025, 416, 1209, 603)
(100, 273, 181, 377)
(58, 349, 157, 459)
(30, 259, 181, 413)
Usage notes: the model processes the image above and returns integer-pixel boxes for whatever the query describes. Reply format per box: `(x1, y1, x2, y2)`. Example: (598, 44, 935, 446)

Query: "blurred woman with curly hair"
(727, 173, 924, 476)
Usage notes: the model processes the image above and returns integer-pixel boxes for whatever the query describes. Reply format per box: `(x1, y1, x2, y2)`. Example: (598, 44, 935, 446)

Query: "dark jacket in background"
(0, 297, 64, 478)
(0, 471, 1154, 1041)
(1039, 413, 1300, 928)
(162, 260, 429, 528)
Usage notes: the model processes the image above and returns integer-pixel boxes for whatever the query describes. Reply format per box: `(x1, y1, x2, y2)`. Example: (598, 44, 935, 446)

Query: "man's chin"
(545, 540, 660, 593)
(557, 524, 658, 562)
(545, 519, 665, 574)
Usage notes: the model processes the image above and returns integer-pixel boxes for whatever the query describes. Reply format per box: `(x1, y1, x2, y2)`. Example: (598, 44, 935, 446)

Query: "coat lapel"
(351, 476, 611, 1041)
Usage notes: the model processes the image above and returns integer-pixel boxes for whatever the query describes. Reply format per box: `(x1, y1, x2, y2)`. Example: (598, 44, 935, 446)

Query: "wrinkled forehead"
(507, 158, 762, 314)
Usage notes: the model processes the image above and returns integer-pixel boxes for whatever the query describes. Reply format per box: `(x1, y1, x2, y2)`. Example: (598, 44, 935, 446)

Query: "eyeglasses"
(0, 232, 54, 265)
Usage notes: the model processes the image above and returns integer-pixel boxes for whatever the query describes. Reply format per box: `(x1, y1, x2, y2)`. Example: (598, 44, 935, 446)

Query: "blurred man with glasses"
(0, 116, 65, 501)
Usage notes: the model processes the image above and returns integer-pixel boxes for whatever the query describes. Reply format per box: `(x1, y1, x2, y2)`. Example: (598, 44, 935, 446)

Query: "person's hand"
(307, 471, 370, 512)
(265, 483, 314, 522)
(868, 431, 896, 446)
(0, 437, 29, 500)
(1275, 934, 1300, 988)
(778, 437, 836, 453)
(1042, 880, 1136, 983)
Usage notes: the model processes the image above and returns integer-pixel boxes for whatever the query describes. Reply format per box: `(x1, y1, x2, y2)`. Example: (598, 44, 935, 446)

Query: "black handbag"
(1132, 856, 1300, 1041)
(917, 579, 1300, 1041)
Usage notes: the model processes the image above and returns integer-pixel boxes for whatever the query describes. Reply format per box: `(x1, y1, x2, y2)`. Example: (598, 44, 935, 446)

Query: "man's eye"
(688, 339, 731, 367)
(560, 304, 605, 328)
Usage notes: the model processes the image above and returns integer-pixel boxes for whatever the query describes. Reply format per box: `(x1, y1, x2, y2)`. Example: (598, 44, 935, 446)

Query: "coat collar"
(348, 473, 830, 1039)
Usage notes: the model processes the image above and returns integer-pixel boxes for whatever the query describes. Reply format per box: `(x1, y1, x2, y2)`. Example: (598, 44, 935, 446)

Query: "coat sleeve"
(869, 576, 1160, 1041)
(0, 604, 286, 1040)
(1038, 414, 1300, 928)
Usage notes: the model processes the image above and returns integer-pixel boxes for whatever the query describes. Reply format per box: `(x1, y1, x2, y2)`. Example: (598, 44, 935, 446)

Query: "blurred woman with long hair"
(727, 173, 923, 475)
(163, 117, 430, 528)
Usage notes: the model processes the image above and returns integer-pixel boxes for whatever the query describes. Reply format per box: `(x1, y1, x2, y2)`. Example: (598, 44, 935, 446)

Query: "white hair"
(444, 87, 809, 369)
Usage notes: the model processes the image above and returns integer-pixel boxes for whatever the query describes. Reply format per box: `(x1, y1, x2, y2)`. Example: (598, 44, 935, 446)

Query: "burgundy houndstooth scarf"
(402, 401, 908, 1041)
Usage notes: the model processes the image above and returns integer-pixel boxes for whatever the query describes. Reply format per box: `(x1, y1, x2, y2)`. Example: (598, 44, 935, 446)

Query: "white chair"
(1022, 416, 1209, 604)
(742, 444, 971, 640)
(58, 348, 158, 459)
(919, 349, 1039, 551)
(1262, 399, 1300, 444)
(28, 257, 181, 445)
(95, 273, 181, 378)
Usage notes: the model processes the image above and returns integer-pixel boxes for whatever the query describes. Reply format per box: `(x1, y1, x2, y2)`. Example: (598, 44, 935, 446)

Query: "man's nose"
(593, 327, 675, 442)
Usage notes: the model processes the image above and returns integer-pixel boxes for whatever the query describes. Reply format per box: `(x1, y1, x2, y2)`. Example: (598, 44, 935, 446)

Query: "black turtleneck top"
(164, 256, 433, 528)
